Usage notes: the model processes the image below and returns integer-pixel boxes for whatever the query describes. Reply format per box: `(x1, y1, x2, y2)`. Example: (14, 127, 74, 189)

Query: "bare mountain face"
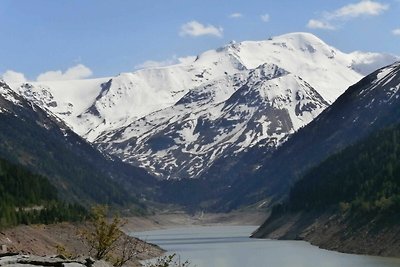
(8, 33, 399, 185)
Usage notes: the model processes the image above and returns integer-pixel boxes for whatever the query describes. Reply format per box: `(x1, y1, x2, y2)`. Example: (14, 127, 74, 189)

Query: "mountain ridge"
(215, 61, 400, 211)
(6, 33, 399, 185)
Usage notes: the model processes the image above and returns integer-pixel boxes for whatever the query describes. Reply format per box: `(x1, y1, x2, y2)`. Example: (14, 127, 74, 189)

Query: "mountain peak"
(267, 32, 335, 58)
(275, 32, 326, 43)
(8, 34, 399, 182)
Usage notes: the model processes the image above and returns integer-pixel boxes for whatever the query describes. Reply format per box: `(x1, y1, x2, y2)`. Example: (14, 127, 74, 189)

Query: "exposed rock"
(0, 254, 111, 267)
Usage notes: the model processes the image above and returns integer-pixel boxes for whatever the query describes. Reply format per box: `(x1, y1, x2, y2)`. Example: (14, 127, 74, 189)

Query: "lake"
(132, 225, 400, 267)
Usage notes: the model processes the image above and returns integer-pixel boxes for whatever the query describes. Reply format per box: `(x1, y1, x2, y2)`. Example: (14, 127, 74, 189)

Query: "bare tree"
(81, 206, 124, 260)
(112, 235, 147, 267)
(81, 205, 190, 267)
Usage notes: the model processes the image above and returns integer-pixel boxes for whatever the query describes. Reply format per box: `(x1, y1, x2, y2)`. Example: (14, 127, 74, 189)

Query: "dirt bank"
(252, 211, 400, 258)
(0, 222, 163, 266)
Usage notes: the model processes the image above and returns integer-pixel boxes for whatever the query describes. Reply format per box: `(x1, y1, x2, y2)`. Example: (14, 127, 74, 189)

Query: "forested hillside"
(0, 158, 86, 229)
(289, 124, 400, 216)
(253, 123, 400, 249)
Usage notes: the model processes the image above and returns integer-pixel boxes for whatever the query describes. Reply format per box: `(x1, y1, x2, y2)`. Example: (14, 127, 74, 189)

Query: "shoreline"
(0, 211, 267, 266)
(252, 211, 400, 258)
(128, 216, 400, 267)
(2, 210, 398, 266)
(122, 211, 268, 233)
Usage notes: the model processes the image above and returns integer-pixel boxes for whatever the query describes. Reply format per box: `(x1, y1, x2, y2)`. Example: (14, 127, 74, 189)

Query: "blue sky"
(0, 0, 399, 82)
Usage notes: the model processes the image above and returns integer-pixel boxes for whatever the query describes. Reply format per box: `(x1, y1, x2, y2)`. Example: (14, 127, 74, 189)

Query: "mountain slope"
(252, 123, 400, 257)
(0, 157, 86, 229)
(7, 33, 399, 185)
(96, 63, 329, 180)
(216, 61, 400, 211)
(92, 32, 391, 181)
(0, 80, 157, 208)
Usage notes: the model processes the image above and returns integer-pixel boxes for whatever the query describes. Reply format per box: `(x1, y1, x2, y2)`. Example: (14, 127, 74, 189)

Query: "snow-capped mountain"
(8, 32, 399, 181)
(96, 63, 329, 179)
(215, 61, 400, 211)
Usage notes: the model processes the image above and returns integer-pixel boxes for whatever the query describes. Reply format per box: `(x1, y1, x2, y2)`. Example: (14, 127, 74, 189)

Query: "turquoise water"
(133, 225, 400, 267)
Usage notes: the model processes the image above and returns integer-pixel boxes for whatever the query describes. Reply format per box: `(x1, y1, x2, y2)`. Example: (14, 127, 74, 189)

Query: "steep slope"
(8, 33, 398, 185)
(217, 61, 400, 211)
(15, 78, 109, 137)
(12, 42, 248, 141)
(96, 63, 329, 180)
(252, 123, 400, 257)
(93, 32, 387, 181)
(0, 80, 157, 208)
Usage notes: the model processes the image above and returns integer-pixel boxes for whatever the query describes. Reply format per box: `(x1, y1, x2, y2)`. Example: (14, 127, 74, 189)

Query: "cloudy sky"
(0, 0, 399, 82)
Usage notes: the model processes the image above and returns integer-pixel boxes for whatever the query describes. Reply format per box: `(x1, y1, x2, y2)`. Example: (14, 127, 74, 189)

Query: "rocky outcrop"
(0, 254, 111, 267)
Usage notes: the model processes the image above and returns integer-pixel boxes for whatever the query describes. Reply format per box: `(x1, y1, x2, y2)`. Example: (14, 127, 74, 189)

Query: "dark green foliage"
(288, 124, 400, 216)
(0, 158, 86, 229)
(0, 112, 132, 206)
(0, 158, 57, 205)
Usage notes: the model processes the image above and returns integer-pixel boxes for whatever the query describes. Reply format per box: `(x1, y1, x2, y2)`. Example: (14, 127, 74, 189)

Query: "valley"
(4, 33, 399, 212)
(1, 16, 400, 265)
(8, 33, 394, 183)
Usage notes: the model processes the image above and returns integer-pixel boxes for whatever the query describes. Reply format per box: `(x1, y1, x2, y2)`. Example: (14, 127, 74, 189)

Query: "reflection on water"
(132, 225, 400, 267)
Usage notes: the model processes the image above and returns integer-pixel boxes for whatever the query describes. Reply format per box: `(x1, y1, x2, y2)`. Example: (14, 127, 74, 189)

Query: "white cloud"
(328, 0, 389, 19)
(229, 13, 243, 18)
(307, 1, 389, 30)
(36, 64, 93, 81)
(392, 28, 400, 35)
(1, 64, 93, 84)
(307, 19, 336, 30)
(260, 14, 270, 22)
(179, 21, 223, 38)
(1, 70, 27, 84)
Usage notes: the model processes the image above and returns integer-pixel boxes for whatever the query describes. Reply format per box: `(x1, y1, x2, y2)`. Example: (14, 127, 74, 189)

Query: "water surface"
(133, 225, 400, 267)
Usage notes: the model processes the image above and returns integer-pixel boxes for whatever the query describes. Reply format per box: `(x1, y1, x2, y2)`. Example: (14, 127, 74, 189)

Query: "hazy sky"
(1, 0, 399, 82)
